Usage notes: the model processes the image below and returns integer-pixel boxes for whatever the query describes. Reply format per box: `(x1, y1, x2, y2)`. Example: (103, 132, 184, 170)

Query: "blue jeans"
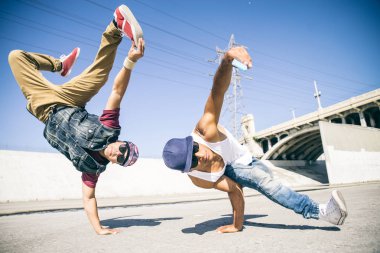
(224, 158, 319, 219)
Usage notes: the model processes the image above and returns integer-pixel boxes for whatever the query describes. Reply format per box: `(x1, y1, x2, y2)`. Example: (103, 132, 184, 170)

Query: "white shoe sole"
(332, 190, 348, 225)
(118, 5, 143, 42)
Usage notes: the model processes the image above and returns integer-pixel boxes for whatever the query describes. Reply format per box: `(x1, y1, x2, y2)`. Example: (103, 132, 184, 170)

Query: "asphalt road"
(0, 183, 379, 253)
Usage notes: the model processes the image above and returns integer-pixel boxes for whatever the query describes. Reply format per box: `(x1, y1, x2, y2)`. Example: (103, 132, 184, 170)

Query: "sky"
(0, 0, 379, 158)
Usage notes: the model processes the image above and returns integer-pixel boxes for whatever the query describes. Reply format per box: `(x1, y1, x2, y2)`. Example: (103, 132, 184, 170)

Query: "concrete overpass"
(240, 88, 380, 184)
(251, 88, 380, 160)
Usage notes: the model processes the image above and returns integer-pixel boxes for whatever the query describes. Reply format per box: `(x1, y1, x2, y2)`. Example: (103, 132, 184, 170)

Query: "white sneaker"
(114, 5, 143, 42)
(319, 190, 348, 225)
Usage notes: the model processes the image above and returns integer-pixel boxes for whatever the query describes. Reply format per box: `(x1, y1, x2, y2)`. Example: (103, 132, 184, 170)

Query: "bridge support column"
(241, 114, 264, 158)
(369, 114, 376, 127)
(359, 111, 367, 127)
(336, 113, 347, 124)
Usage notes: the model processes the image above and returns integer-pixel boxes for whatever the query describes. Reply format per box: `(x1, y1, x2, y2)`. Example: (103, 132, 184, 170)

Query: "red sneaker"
(60, 47, 80, 77)
(114, 4, 143, 42)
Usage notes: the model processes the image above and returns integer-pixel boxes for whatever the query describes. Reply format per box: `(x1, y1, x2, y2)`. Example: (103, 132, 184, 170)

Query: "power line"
(147, 40, 209, 62)
(1, 14, 369, 106)
(0, 36, 348, 112)
(18, 0, 103, 31)
(254, 50, 379, 88)
(145, 55, 210, 74)
(0, 11, 214, 74)
(129, 0, 226, 41)
(8, 2, 214, 68)
(134, 70, 209, 90)
(0, 9, 101, 46)
(148, 44, 211, 67)
(241, 96, 315, 110)
(254, 62, 370, 93)
(125, 0, 378, 89)
(1, 10, 212, 75)
(7, 0, 376, 107)
(16, 0, 375, 95)
(0, 36, 62, 55)
(2, 34, 302, 110)
(244, 87, 314, 104)
(248, 78, 349, 103)
(143, 59, 210, 78)
(247, 69, 358, 101)
(0, 16, 99, 49)
(84, 0, 215, 52)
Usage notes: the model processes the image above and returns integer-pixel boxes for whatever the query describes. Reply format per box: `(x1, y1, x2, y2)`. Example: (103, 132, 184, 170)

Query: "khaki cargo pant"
(8, 22, 122, 123)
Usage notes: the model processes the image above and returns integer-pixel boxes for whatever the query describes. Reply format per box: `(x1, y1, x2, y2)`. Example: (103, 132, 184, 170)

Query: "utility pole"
(212, 34, 247, 138)
(290, 108, 296, 120)
(313, 80, 322, 110)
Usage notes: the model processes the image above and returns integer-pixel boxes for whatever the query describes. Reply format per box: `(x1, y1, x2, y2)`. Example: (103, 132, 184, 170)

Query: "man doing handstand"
(162, 47, 348, 233)
(9, 4, 144, 235)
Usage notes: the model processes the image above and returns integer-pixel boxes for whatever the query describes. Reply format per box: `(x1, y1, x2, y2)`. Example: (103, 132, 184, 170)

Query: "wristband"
(123, 57, 136, 70)
(232, 59, 247, 71)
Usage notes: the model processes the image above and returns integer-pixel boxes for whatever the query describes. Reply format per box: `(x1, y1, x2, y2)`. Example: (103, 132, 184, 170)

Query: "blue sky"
(0, 0, 379, 158)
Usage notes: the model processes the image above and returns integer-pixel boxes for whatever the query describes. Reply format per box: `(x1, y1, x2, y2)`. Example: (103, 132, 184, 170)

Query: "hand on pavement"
(96, 226, 120, 235)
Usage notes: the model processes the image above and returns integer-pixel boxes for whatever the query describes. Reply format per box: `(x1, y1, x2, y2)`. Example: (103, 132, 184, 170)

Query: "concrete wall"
(264, 160, 328, 184)
(0, 150, 327, 202)
(267, 160, 329, 185)
(0, 150, 212, 202)
(319, 121, 380, 184)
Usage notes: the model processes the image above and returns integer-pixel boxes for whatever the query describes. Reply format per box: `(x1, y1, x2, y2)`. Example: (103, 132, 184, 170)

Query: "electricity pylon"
(210, 34, 250, 139)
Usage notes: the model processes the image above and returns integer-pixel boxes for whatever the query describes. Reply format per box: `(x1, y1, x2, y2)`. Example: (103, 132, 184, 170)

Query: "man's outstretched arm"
(82, 183, 119, 235)
(105, 38, 145, 110)
(196, 47, 252, 140)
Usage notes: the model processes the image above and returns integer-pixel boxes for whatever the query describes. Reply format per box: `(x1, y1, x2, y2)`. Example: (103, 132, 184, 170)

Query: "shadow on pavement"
(101, 215, 182, 228)
(244, 221, 340, 231)
(182, 214, 267, 235)
(182, 214, 340, 234)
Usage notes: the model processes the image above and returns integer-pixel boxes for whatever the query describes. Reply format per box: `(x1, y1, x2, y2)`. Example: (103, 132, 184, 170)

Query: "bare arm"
(214, 176, 245, 233)
(189, 175, 245, 233)
(196, 47, 252, 141)
(82, 183, 119, 235)
(105, 38, 145, 110)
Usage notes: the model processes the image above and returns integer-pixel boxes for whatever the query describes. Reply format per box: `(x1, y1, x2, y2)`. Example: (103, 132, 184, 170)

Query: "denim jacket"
(43, 106, 120, 174)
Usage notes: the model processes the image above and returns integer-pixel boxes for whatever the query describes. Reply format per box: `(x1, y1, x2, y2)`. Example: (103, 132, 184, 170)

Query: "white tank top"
(187, 126, 252, 182)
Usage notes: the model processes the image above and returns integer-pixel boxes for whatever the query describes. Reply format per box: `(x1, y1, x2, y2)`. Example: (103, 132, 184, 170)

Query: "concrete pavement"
(0, 182, 379, 253)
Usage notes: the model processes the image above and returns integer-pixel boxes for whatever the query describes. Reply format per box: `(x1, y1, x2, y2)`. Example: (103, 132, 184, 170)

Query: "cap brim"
(183, 136, 194, 173)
